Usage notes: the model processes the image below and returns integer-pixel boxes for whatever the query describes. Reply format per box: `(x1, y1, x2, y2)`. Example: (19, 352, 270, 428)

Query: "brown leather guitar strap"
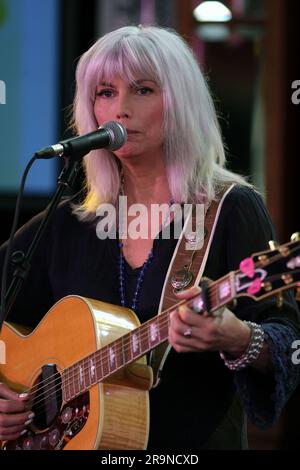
(150, 184, 235, 387)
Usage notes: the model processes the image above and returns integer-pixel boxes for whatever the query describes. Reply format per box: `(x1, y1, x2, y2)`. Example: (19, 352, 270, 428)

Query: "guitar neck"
(62, 273, 234, 402)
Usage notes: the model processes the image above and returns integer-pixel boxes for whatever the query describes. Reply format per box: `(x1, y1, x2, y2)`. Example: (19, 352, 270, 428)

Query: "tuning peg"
(276, 293, 284, 308)
(262, 281, 272, 292)
(258, 255, 268, 265)
(268, 240, 279, 251)
(291, 232, 300, 242)
(282, 273, 293, 284)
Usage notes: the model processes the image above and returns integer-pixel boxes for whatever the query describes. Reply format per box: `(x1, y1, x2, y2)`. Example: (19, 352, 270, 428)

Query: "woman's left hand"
(168, 286, 251, 357)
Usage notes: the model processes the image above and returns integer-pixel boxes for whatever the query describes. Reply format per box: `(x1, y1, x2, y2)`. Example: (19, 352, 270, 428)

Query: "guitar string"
(19, 286, 219, 418)
(21, 294, 192, 397)
(22, 286, 295, 424)
(25, 268, 232, 404)
(18, 240, 300, 403)
(19, 263, 299, 417)
(22, 273, 299, 424)
(18, 264, 300, 423)
(20, 280, 218, 394)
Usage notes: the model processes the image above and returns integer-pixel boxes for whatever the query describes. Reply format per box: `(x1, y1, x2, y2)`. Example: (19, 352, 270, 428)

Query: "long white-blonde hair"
(73, 25, 250, 218)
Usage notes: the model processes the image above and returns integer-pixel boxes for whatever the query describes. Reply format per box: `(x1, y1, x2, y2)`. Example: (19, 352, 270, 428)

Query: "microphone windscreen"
(101, 121, 127, 151)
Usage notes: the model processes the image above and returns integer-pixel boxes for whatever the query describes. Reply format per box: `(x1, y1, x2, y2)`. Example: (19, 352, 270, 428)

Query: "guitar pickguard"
(2, 392, 90, 450)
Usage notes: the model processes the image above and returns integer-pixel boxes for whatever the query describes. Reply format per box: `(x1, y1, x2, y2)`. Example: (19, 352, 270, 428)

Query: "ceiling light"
(193, 1, 232, 22)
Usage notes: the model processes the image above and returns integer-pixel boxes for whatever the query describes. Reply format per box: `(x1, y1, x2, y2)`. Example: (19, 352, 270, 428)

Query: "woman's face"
(94, 75, 164, 162)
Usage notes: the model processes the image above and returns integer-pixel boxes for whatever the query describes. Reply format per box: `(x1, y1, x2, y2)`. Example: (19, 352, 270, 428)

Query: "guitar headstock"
(235, 233, 300, 302)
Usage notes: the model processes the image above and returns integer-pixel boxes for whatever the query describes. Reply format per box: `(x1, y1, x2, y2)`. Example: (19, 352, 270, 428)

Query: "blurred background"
(0, 0, 299, 449)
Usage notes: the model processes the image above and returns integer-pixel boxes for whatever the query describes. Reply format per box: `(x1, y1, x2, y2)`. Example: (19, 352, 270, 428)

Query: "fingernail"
(25, 418, 33, 426)
(176, 286, 197, 295)
(28, 412, 35, 419)
(19, 393, 29, 398)
(188, 285, 200, 293)
(20, 429, 28, 436)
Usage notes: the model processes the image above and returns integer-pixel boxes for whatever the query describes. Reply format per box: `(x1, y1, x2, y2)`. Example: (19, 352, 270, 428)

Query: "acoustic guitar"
(0, 237, 299, 450)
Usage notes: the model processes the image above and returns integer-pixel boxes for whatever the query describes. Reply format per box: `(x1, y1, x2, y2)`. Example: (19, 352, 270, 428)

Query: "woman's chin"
(114, 148, 140, 161)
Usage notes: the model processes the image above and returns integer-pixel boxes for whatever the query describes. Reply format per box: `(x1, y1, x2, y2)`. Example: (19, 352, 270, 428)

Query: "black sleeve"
(0, 206, 57, 328)
(207, 185, 300, 426)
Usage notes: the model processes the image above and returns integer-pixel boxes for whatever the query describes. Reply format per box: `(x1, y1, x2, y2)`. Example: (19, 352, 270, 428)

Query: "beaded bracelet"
(219, 321, 265, 371)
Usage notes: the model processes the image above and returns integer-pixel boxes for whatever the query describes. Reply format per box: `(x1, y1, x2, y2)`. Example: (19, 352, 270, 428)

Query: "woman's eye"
(136, 87, 152, 95)
(97, 89, 114, 98)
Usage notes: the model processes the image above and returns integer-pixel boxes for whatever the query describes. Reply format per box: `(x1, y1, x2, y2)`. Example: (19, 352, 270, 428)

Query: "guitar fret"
(89, 357, 96, 384)
(101, 346, 110, 378)
(210, 282, 219, 311)
(115, 339, 123, 369)
(108, 345, 116, 372)
(149, 319, 160, 347)
(158, 314, 169, 341)
(83, 359, 91, 389)
(70, 365, 76, 398)
(76, 363, 83, 395)
(95, 351, 103, 381)
(77, 363, 82, 395)
(62, 368, 70, 402)
(229, 272, 236, 299)
(140, 324, 149, 352)
(67, 366, 75, 400)
(122, 332, 132, 364)
(120, 335, 127, 365)
(216, 274, 233, 306)
(130, 330, 141, 358)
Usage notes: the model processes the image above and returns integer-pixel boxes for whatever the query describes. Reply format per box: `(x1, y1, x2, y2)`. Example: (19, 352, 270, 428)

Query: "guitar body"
(0, 296, 150, 450)
(1, 238, 299, 449)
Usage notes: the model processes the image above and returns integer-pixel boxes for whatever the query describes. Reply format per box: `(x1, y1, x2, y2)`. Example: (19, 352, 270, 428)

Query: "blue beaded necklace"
(118, 200, 174, 312)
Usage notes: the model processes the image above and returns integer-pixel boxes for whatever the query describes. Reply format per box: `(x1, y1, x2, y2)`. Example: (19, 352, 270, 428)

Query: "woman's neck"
(121, 163, 172, 206)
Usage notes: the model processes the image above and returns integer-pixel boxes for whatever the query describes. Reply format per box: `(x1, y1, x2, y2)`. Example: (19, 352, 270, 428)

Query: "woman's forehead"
(93, 49, 160, 85)
(97, 76, 159, 87)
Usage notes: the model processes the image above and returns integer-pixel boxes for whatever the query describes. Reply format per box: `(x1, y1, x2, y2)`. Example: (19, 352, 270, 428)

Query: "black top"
(0, 185, 299, 449)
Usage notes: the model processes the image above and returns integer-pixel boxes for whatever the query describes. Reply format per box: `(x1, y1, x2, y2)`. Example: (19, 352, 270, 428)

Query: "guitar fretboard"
(62, 272, 235, 402)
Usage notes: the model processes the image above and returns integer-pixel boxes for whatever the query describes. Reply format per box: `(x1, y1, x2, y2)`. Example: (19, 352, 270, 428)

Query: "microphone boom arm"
(2, 158, 80, 323)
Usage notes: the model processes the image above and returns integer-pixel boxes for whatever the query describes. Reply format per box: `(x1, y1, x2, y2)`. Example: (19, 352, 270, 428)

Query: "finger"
(0, 383, 29, 402)
(0, 398, 30, 414)
(170, 309, 204, 340)
(172, 345, 198, 353)
(174, 285, 201, 300)
(0, 411, 34, 427)
(169, 328, 204, 352)
(211, 307, 225, 318)
(0, 423, 26, 436)
(177, 303, 205, 326)
(0, 430, 25, 441)
(169, 309, 190, 333)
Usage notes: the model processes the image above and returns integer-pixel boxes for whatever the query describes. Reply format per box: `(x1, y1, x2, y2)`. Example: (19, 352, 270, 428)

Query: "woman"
(0, 25, 299, 449)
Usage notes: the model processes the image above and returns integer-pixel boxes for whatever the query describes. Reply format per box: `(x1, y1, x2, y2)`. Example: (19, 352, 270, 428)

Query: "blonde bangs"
(88, 36, 161, 98)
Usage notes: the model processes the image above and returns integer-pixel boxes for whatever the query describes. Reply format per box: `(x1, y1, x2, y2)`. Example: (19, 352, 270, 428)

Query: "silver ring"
(183, 327, 192, 338)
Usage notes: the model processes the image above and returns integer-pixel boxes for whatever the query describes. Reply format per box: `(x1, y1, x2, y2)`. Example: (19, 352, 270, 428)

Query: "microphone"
(35, 121, 127, 159)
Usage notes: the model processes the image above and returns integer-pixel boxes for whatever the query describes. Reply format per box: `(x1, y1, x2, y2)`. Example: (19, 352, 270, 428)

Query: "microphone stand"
(1, 157, 80, 327)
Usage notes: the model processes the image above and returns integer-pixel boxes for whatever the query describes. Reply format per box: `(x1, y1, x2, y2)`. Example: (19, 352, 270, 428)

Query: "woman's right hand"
(0, 382, 34, 441)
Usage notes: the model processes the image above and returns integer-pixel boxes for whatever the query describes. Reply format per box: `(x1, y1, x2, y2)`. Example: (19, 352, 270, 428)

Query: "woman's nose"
(116, 96, 132, 120)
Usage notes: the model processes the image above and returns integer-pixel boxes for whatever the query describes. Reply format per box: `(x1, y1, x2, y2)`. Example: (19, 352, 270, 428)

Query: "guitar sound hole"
(31, 364, 62, 430)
